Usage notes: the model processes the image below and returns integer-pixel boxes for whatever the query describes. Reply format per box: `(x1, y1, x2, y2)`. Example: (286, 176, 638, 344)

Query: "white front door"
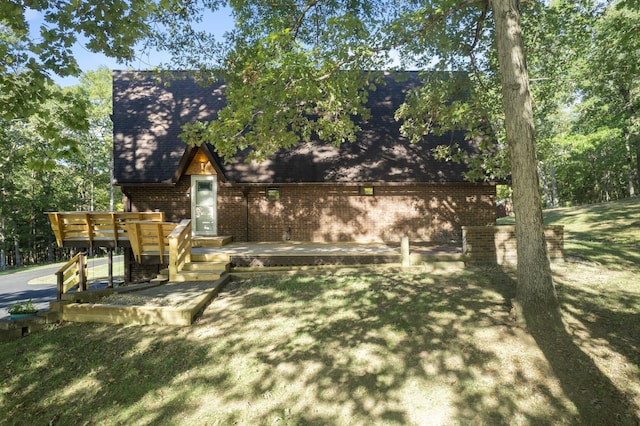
(191, 176, 217, 235)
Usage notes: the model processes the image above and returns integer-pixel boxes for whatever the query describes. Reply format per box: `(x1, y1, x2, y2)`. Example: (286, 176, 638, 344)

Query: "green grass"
(27, 256, 124, 285)
(1, 199, 639, 425)
(1, 268, 638, 424)
(1, 255, 125, 284)
(0, 261, 66, 276)
(498, 197, 640, 270)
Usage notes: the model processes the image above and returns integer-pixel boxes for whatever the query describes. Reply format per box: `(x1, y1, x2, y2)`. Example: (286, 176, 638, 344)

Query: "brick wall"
(123, 175, 191, 222)
(124, 180, 496, 243)
(121, 179, 497, 281)
(219, 182, 496, 243)
(462, 225, 564, 265)
(217, 185, 247, 240)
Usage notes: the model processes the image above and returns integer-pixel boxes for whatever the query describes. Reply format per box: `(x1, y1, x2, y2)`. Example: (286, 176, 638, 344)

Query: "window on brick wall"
(266, 187, 280, 201)
(359, 186, 375, 196)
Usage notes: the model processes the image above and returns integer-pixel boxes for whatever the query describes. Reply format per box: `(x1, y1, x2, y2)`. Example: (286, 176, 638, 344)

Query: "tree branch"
(291, 0, 320, 39)
(469, 1, 489, 53)
(414, 0, 488, 41)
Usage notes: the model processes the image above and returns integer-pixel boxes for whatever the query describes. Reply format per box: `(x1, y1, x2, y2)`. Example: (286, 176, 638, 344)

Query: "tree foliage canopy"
(0, 68, 117, 268)
(535, 0, 640, 204)
(174, 0, 606, 185)
(0, 0, 188, 140)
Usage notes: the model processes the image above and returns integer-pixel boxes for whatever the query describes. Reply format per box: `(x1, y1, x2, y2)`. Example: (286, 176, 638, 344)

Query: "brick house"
(112, 71, 497, 245)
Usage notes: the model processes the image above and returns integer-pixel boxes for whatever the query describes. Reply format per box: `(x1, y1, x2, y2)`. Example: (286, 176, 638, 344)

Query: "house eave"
(219, 180, 496, 187)
(115, 181, 178, 188)
(115, 178, 499, 187)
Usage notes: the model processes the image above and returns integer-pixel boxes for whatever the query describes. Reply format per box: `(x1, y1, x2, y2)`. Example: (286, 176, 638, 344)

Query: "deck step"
(182, 261, 230, 272)
(171, 259, 231, 282)
(172, 270, 226, 282)
(192, 236, 232, 248)
(191, 252, 231, 262)
(151, 268, 169, 283)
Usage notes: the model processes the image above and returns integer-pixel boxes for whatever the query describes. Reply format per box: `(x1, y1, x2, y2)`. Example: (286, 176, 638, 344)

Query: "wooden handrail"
(168, 219, 192, 281)
(55, 252, 87, 300)
(47, 211, 166, 249)
(125, 221, 179, 262)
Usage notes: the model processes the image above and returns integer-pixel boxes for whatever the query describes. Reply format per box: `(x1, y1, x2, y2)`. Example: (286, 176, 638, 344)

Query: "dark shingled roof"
(113, 71, 476, 185)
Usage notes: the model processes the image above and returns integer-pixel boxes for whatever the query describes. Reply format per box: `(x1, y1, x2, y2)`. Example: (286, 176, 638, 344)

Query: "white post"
(401, 236, 410, 268)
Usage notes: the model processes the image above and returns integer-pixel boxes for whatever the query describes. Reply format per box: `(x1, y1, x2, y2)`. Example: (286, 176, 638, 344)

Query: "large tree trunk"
(625, 132, 636, 197)
(490, 0, 558, 318)
(0, 216, 5, 271)
(110, 156, 115, 211)
(14, 237, 22, 268)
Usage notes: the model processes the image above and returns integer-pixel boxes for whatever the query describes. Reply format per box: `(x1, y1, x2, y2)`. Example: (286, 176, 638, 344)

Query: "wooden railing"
(168, 220, 192, 281)
(49, 212, 198, 285)
(56, 252, 87, 300)
(125, 221, 182, 263)
(47, 211, 165, 248)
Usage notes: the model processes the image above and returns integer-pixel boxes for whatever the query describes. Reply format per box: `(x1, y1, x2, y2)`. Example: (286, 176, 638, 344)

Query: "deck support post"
(107, 249, 114, 287)
(78, 254, 87, 292)
(401, 236, 411, 267)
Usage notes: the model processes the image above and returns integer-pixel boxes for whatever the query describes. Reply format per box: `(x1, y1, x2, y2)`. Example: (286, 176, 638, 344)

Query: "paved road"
(0, 258, 114, 319)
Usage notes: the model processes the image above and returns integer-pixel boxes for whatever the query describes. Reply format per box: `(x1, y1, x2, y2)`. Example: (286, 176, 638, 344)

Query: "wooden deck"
(192, 241, 463, 268)
(47, 211, 178, 290)
(46, 211, 467, 325)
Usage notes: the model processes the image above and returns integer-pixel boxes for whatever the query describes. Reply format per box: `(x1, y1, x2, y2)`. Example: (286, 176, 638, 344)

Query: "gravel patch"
(99, 293, 177, 307)
(97, 281, 221, 307)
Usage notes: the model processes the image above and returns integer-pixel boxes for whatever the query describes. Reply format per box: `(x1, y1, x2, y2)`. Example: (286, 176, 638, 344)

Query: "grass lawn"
(26, 256, 125, 286)
(1, 199, 639, 425)
(0, 255, 125, 285)
(498, 197, 640, 270)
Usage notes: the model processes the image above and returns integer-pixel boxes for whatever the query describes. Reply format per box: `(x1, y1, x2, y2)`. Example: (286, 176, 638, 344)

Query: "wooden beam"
(107, 249, 113, 288)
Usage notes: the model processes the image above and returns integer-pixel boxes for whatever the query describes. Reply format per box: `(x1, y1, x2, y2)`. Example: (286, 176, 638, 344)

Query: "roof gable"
(113, 70, 476, 185)
(180, 146, 221, 177)
(112, 71, 225, 184)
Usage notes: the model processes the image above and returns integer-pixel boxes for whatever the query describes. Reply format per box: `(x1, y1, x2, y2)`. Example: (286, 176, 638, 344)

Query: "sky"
(25, 6, 235, 87)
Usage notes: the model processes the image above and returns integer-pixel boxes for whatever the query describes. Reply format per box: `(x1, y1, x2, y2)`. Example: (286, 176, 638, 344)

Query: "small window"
(266, 187, 280, 201)
(359, 186, 374, 196)
(197, 181, 213, 192)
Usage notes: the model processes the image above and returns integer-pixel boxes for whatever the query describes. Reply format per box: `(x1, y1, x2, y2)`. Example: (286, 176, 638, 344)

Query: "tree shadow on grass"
(209, 270, 588, 424)
(565, 240, 640, 271)
(555, 268, 640, 369)
(0, 323, 226, 425)
(522, 266, 640, 425)
(2, 266, 638, 424)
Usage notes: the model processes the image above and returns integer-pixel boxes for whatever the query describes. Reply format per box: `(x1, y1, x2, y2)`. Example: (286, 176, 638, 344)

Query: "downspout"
(121, 188, 133, 282)
(242, 187, 249, 241)
(122, 188, 132, 212)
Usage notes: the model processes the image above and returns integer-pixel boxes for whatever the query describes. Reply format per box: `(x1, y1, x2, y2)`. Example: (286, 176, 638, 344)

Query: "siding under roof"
(112, 71, 477, 185)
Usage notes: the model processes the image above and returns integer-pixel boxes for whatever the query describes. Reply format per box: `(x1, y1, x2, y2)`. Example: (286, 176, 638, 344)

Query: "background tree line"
(535, 0, 639, 207)
(0, 68, 119, 270)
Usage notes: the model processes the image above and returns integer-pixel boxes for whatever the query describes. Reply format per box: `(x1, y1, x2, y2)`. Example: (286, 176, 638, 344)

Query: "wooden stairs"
(152, 236, 232, 283)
